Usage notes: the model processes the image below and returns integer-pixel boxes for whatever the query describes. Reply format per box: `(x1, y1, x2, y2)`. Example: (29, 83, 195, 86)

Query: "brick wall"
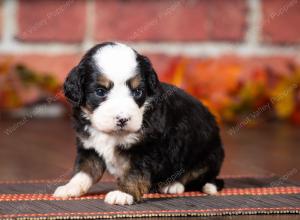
(0, 0, 300, 82)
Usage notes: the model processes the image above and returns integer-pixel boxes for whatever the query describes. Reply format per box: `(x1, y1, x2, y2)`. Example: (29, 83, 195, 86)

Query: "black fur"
(124, 83, 225, 192)
(63, 42, 224, 202)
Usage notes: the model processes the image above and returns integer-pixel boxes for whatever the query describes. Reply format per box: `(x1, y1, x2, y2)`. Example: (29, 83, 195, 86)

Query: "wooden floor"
(0, 118, 299, 219)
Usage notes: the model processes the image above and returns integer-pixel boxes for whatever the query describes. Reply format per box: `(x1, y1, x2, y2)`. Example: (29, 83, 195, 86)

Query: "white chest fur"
(80, 127, 139, 177)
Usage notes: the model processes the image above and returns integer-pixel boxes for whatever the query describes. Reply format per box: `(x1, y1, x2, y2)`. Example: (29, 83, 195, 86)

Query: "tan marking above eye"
(97, 74, 112, 88)
(129, 74, 142, 89)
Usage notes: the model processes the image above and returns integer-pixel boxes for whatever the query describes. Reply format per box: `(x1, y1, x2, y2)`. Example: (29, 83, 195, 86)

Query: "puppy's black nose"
(116, 117, 130, 128)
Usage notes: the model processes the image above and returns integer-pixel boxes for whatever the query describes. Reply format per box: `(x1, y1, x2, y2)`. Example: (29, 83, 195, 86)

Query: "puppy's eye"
(132, 88, 143, 98)
(95, 88, 107, 97)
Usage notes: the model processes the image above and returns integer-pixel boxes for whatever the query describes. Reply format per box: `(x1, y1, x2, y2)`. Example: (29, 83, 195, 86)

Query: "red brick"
(95, 0, 208, 41)
(17, 0, 86, 42)
(0, 54, 82, 82)
(0, 0, 3, 39)
(209, 0, 247, 41)
(262, 0, 300, 44)
(146, 54, 174, 80)
(94, 0, 246, 42)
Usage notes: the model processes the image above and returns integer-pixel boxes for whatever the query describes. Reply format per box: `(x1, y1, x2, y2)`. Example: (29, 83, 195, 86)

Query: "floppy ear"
(63, 66, 84, 106)
(139, 55, 159, 95)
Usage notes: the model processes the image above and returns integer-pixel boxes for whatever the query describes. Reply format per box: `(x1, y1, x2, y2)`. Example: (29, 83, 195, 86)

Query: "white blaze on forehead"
(93, 43, 137, 83)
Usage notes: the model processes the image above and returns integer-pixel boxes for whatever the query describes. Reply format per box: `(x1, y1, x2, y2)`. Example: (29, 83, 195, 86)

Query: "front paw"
(104, 190, 134, 205)
(53, 183, 85, 199)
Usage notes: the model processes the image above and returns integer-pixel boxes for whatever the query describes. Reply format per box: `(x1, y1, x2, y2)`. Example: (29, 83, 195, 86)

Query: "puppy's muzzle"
(116, 116, 131, 128)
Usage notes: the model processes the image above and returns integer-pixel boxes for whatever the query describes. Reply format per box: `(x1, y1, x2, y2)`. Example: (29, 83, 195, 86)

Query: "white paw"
(104, 190, 134, 205)
(53, 172, 92, 199)
(202, 183, 217, 195)
(53, 183, 85, 198)
(160, 182, 185, 194)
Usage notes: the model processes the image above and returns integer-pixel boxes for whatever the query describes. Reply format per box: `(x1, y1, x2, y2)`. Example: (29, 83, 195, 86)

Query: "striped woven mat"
(0, 176, 299, 219)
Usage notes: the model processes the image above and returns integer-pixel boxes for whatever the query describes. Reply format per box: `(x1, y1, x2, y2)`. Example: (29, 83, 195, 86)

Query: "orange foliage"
(163, 57, 300, 125)
(0, 60, 61, 110)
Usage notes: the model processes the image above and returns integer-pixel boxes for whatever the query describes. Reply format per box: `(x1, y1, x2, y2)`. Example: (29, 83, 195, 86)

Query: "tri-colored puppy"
(53, 42, 224, 205)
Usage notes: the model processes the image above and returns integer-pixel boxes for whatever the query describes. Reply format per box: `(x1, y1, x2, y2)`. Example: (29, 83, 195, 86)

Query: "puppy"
(53, 42, 224, 205)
